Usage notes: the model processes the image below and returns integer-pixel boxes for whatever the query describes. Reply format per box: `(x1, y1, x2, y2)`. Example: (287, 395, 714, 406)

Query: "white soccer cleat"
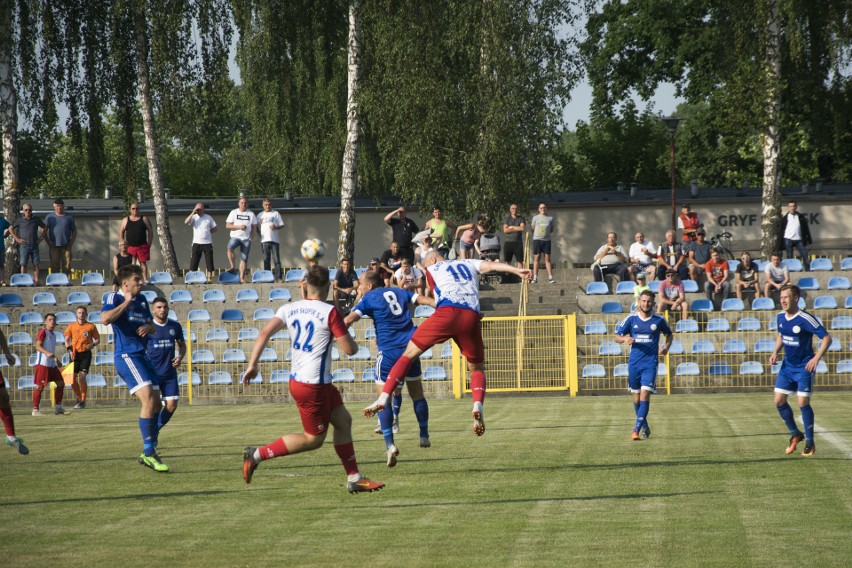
(386, 444, 399, 468)
(472, 402, 485, 437)
(392, 415, 400, 434)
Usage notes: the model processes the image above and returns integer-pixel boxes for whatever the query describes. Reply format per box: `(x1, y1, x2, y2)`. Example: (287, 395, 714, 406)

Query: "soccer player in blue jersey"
(147, 298, 186, 441)
(344, 270, 434, 466)
(769, 284, 831, 456)
(614, 290, 673, 441)
(101, 265, 168, 472)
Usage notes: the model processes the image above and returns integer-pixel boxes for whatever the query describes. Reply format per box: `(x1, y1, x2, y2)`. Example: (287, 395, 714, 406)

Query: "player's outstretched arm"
(479, 260, 532, 280)
(242, 317, 284, 385)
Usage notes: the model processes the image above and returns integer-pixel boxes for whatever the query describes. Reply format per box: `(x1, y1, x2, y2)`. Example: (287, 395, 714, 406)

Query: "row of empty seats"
(581, 359, 852, 378)
(588, 276, 852, 296)
(585, 315, 852, 335)
(598, 294, 852, 314)
(592, 335, 850, 356)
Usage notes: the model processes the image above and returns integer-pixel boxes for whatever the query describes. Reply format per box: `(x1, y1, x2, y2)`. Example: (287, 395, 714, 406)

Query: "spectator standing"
(686, 229, 712, 282)
(530, 203, 555, 283)
(32, 314, 70, 416)
(454, 216, 487, 261)
(225, 197, 259, 284)
(9, 204, 46, 285)
(119, 202, 154, 283)
(734, 252, 761, 301)
(384, 206, 419, 263)
(764, 253, 790, 299)
(628, 232, 656, 280)
(658, 269, 688, 320)
(184, 202, 218, 280)
(655, 230, 688, 281)
(112, 242, 134, 292)
(704, 250, 730, 309)
(779, 201, 812, 270)
(44, 198, 77, 276)
(63, 306, 100, 410)
(591, 232, 630, 283)
(258, 198, 285, 281)
(502, 203, 526, 267)
(423, 207, 455, 257)
(677, 203, 703, 242)
(0, 214, 9, 286)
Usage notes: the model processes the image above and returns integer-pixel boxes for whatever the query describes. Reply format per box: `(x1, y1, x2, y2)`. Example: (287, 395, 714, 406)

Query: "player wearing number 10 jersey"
(364, 252, 532, 435)
(240, 265, 384, 493)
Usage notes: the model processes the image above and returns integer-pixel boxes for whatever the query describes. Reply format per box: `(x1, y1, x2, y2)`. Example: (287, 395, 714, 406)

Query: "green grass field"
(1, 393, 850, 567)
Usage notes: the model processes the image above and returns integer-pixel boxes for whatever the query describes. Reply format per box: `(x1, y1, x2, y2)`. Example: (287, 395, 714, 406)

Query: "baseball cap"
(666, 268, 677, 275)
(696, 229, 706, 236)
(370, 258, 380, 264)
(681, 203, 690, 208)
(53, 198, 65, 205)
(636, 273, 647, 280)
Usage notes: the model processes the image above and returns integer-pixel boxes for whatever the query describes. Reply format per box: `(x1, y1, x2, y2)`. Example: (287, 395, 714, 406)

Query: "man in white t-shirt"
(184, 203, 218, 279)
(764, 253, 790, 299)
(393, 259, 424, 294)
(258, 198, 285, 281)
(225, 197, 259, 284)
(628, 231, 656, 280)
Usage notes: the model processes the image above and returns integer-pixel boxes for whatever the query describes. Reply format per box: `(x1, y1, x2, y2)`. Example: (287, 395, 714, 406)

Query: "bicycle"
(709, 231, 735, 260)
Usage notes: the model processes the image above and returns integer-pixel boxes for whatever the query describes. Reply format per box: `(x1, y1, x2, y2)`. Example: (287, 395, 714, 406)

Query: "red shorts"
(127, 243, 151, 263)
(411, 306, 484, 364)
(288, 381, 344, 436)
(34, 365, 63, 388)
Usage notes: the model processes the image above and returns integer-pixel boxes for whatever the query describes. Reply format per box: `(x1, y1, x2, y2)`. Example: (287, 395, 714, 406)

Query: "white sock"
(252, 449, 262, 463)
(347, 472, 363, 483)
(376, 392, 390, 406)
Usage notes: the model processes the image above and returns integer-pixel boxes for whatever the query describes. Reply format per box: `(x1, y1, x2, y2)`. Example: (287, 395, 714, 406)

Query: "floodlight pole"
(661, 116, 682, 232)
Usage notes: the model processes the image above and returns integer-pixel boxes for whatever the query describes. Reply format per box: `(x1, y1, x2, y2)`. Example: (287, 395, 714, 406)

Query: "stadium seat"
(284, 269, 305, 283)
(87, 311, 101, 323)
(668, 340, 684, 354)
(205, 328, 230, 342)
(251, 270, 275, 284)
(238, 327, 259, 342)
(167, 289, 191, 304)
(269, 288, 292, 302)
(752, 297, 775, 310)
(721, 298, 744, 311)
(809, 258, 833, 271)
(420, 347, 433, 359)
(10, 274, 34, 287)
(19, 312, 44, 325)
(191, 349, 215, 364)
(830, 316, 852, 330)
(581, 364, 606, 378)
(722, 339, 747, 354)
(414, 305, 435, 318)
(600, 301, 623, 314)
(358, 368, 375, 383)
(184, 271, 208, 285)
(364, 326, 377, 340)
(614, 281, 634, 295)
(187, 309, 211, 322)
(0, 313, 10, 325)
(45, 273, 70, 286)
(840, 257, 852, 271)
(657, 363, 668, 376)
(253, 308, 275, 321)
(17, 376, 36, 389)
(584, 320, 607, 335)
(81, 272, 105, 286)
(726, 260, 740, 273)
(647, 281, 661, 293)
(328, 269, 338, 280)
(331, 347, 340, 361)
(423, 366, 448, 381)
(676, 362, 699, 376)
(585, 281, 609, 295)
(331, 368, 355, 383)
(781, 258, 803, 272)
(94, 351, 113, 366)
(222, 349, 247, 363)
(613, 363, 628, 377)
(796, 277, 820, 290)
(598, 341, 622, 356)
(708, 363, 732, 376)
(815, 360, 829, 373)
(221, 309, 245, 321)
(828, 338, 841, 352)
(736, 317, 761, 332)
(270, 370, 290, 383)
(85, 373, 107, 388)
(113, 376, 125, 387)
(827, 277, 851, 290)
(739, 361, 764, 375)
(202, 289, 226, 303)
(217, 271, 240, 284)
(706, 318, 730, 332)
(813, 295, 837, 310)
(27, 353, 38, 366)
(836, 360, 852, 374)
(178, 372, 202, 386)
(682, 279, 699, 293)
(66, 291, 92, 305)
(348, 346, 372, 361)
(355, 267, 369, 278)
(846, 296, 852, 309)
(140, 290, 157, 304)
(168, 310, 179, 322)
(270, 329, 289, 342)
(32, 292, 57, 306)
(629, 301, 637, 312)
(54, 311, 75, 324)
(101, 291, 114, 305)
(441, 343, 453, 358)
(0, 293, 23, 306)
(691, 339, 715, 354)
(8, 332, 32, 346)
(259, 348, 278, 362)
(754, 338, 775, 352)
(149, 272, 173, 285)
(208, 371, 233, 385)
(236, 288, 260, 303)
(690, 299, 713, 312)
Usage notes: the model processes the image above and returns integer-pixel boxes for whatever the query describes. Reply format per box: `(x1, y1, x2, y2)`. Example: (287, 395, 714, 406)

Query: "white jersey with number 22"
(274, 299, 347, 385)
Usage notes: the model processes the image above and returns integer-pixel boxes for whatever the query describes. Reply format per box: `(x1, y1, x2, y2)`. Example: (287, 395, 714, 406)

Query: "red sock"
(33, 388, 42, 409)
(334, 442, 359, 476)
(0, 406, 14, 437)
(382, 356, 413, 396)
(471, 370, 486, 404)
(259, 437, 289, 461)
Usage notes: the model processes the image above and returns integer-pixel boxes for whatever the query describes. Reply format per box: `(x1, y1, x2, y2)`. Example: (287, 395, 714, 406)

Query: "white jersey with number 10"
(273, 300, 348, 385)
(425, 259, 484, 313)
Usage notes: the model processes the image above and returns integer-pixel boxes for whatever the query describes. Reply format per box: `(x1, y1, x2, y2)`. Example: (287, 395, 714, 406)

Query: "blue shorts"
(627, 364, 657, 394)
(159, 369, 180, 401)
(114, 352, 159, 395)
(376, 346, 422, 383)
(775, 365, 813, 397)
(19, 244, 39, 266)
(533, 240, 551, 255)
(227, 238, 252, 262)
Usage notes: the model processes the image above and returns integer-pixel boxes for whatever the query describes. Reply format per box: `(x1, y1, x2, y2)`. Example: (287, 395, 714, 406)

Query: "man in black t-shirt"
(333, 258, 359, 313)
(379, 242, 405, 274)
(734, 251, 761, 300)
(383, 206, 419, 263)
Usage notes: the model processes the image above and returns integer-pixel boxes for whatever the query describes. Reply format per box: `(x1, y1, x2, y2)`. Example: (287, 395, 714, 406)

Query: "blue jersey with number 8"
(352, 288, 417, 351)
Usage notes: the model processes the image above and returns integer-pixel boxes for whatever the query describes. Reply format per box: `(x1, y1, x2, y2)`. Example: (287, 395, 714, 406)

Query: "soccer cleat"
(73, 401, 86, 410)
(801, 442, 815, 456)
(419, 436, 431, 448)
(6, 437, 29, 455)
(138, 452, 169, 472)
(54, 405, 70, 415)
(373, 423, 382, 434)
(472, 402, 485, 436)
(31, 409, 43, 417)
(392, 415, 400, 434)
(386, 444, 399, 468)
(347, 477, 385, 494)
(785, 432, 805, 455)
(363, 400, 385, 417)
(640, 425, 651, 440)
(630, 430, 641, 441)
(243, 446, 258, 483)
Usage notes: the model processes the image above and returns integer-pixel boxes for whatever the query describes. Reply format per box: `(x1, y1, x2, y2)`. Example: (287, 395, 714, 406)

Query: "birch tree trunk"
(760, 0, 783, 260)
(0, 2, 20, 278)
(338, 0, 361, 264)
(134, 3, 180, 276)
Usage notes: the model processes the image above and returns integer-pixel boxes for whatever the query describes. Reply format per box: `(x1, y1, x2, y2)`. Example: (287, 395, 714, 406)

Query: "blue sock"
(633, 401, 640, 415)
(393, 394, 403, 419)
(413, 398, 429, 438)
(379, 404, 395, 447)
(634, 400, 649, 432)
(776, 403, 799, 435)
(158, 407, 173, 430)
(800, 404, 814, 442)
(139, 417, 157, 456)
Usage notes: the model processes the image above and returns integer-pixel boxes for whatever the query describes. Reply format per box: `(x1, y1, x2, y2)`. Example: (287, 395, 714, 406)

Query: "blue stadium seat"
(270, 329, 289, 342)
(830, 316, 852, 330)
(726, 260, 740, 273)
(205, 328, 230, 342)
(754, 338, 775, 352)
(441, 343, 453, 358)
(259, 348, 278, 362)
(420, 347, 433, 359)
(191, 349, 215, 364)
(0, 313, 10, 325)
(736, 317, 761, 332)
(721, 298, 744, 311)
(221, 309, 245, 321)
(188, 309, 211, 322)
(17, 376, 36, 389)
(331, 368, 355, 383)
(0, 293, 23, 306)
(54, 311, 75, 324)
(253, 308, 275, 321)
(585, 281, 609, 295)
(658, 363, 668, 376)
(94, 351, 113, 366)
(86, 373, 107, 388)
(414, 305, 435, 318)
(178, 372, 202, 386)
(19, 312, 44, 325)
(690, 299, 713, 312)
(238, 327, 259, 342)
(270, 370, 290, 383)
(10, 274, 34, 287)
(668, 340, 684, 354)
(140, 290, 157, 304)
(598, 341, 622, 356)
(284, 269, 305, 283)
(601, 302, 623, 314)
(217, 271, 240, 284)
(149, 272, 173, 285)
(836, 360, 852, 374)
(208, 371, 233, 385)
(101, 291, 114, 305)
(67, 291, 92, 306)
(827, 277, 851, 290)
(846, 296, 852, 309)
(331, 347, 340, 361)
(809, 258, 832, 271)
(184, 271, 208, 285)
(222, 349, 247, 363)
(202, 289, 226, 303)
(796, 277, 820, 290)
(581, 364, 606, 378)
(752, 297, 775, 310)
(348, 346, 372, 361)
(252, 270, 275, 284)
(722, 339, 747, 354)
(614, 281, 634, 295)
(359, 368, 375, 383)
(32, 292, 57, 306)
(691, 339, 715, 354)
(168, 310, 179, 322)
(269, 288, 292, 302)
(815, 360, 829, 373)
(328, 269, 338, 280)
(613, 363, 628, 377)
(709, 363, 732, 376)
(364, 326, 377, 340)
(706, 318, 730, 332)
(584, 320, 607, 335)
(423, 366, 448, 381)
(27, 353, 38, 367)
(682, 279, 699, 293)
(739, 361, 764, 375)
(8, 332, 32, 346)
(828, 338, 841, 352)
(81, 272, 105, 286)
(647, 280, 661, 294)
(45, 273, 70, 286)
(87, 311, 101, 323)
(676, 362, 699, 376)
(113, 376, 125, 387)
(169, 289, 193, 304)
(236, 288, 260, 303)
(781, 258, 803, 272)
(354, 267, 368, 278)
(838, 257, 852, 271)
(813, 295, 837, 309)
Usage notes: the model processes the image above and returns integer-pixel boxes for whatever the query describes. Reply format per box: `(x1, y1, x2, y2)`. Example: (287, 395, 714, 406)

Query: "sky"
(562, 80, 684, 127)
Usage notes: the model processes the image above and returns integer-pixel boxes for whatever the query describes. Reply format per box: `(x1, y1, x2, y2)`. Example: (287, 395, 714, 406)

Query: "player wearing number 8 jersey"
(240, 265, 384, 493)
(364, 252, 532, 435)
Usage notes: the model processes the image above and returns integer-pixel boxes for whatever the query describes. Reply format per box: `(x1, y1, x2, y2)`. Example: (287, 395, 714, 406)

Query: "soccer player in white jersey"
(241, 265, 384, 493)
(769, 284, 832, 456)
(364, 251, 532, 435)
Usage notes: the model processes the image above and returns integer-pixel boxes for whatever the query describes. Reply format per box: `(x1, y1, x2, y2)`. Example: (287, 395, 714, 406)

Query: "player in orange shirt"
(63, 306, 101, 409)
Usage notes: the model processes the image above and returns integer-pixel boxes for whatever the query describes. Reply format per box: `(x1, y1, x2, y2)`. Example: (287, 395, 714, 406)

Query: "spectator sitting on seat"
(591, 232, 630, 283)
(393, 259, 425, 294)
(655, 230, 688, 281)
(380, 241, 405, 274)
(734, 251, 761, 300)
(333, 258, 359, 313)
(678, 203, 703, 242)
(633, 273, 650, 300)
(368, 257, 392, 287)
(686, 229, 712, 282)
(704, 250, 730, 310)
(763, 253, 790, 298)
(658, 268, 688, 319)
(455, 216, 487, 260)
(628, 231, 656, 280)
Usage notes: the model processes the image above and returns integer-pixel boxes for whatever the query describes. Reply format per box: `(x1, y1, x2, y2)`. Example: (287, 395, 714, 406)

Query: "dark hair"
(44, 312, 56, 321)
(116, 264, 143, 283)
(75, 305, 88, 313)
(780, 284, 801, 298)
(305, 265, 330, 289)
(152, 297, 169, 306)
(362, 269, 382, 288)
(639, 290, 655, 301)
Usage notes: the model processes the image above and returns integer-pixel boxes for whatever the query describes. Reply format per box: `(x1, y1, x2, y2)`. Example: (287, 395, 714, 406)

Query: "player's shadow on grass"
(0, 487, 282, 508)
(371, 490, 722, 509)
